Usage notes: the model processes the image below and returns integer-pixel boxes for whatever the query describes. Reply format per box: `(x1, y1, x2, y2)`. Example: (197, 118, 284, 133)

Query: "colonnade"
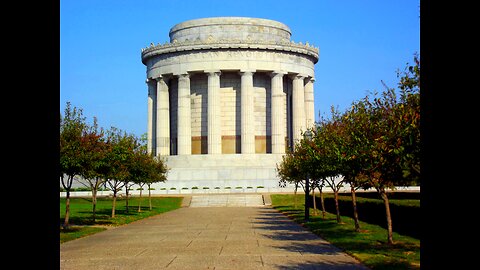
(146, 70, 315, 156)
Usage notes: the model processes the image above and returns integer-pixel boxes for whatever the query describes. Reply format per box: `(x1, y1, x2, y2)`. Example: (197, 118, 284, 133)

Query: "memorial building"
(141, 17, 319, 191)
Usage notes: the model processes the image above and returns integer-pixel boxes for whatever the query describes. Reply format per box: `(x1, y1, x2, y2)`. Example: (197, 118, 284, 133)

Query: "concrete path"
(61, 207, 369, 270)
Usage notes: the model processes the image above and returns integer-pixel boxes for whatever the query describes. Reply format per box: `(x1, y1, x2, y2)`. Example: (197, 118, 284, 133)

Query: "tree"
(344, 55, 420, 244)
(105, 127, 136, 218)
(277, 140, 311, 219)
(336, 107, 372, 232)
(130, 145, 169, 212)
(60, 102, 86, 229)
(277, 148, 305, 211)
(79, 117, 109, 223)
(312, 119, 346, 224)
(147, 156, 168, 210)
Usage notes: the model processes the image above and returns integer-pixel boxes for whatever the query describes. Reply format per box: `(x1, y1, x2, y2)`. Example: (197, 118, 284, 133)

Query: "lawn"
(271, 194, 420, 270)
(60, 196, 183, 243)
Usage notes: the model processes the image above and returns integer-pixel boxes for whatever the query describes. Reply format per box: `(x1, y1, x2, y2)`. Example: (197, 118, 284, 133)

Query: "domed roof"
(169, 17, 292, 43)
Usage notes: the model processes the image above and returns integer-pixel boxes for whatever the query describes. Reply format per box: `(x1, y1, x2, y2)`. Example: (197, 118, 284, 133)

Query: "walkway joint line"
(165, 255, 177, 268)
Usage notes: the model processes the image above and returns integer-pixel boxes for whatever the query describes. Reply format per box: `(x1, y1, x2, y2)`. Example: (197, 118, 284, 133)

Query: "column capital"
(151, 75, 162, 82)
(205, 70, 221, 78)
(289, 73, 307, 80)
(305, 76, 315, 83)
(238, 70, 255, 76)
(269, 70, 287, 78)
(153, 75, 172, 84)
(178, 73, 190, 78)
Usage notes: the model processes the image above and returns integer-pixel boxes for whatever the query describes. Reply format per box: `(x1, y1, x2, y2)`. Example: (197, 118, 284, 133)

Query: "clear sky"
(60, 0, 420, 138)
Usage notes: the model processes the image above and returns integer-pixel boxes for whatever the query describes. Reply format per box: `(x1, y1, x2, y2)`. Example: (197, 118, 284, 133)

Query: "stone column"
(304, 77, 315, 129)
(206, 70, 222, 154)
(270, 71, 286, 154)
(155, 76, 170, 156)
(177, 73, 192, 155)
(146, 78, 156, 156)
(291, 74, 306, 147)
(240, 70, 255, 154)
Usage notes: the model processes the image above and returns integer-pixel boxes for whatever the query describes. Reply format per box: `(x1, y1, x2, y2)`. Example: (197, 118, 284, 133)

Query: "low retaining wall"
(60, 186, 420, 198)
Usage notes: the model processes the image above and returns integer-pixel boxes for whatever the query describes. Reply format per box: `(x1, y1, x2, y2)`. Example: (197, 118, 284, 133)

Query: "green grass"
(271, 194, 420, 270)
(60, 226, 107, 243)
(60, 196, 183, 243)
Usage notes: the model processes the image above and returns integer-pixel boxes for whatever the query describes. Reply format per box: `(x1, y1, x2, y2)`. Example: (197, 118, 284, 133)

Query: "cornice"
(141, 39, 319, 64)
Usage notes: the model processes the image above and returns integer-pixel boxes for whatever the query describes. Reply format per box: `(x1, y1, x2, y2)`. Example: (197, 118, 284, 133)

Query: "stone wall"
(220, 72, 241, 153)
(253, 73, 271, 153)
(190, 73, 208, 154)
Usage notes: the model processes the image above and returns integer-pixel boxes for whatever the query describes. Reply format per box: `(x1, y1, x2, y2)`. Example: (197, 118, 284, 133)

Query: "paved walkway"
(61, 205, 369, 269)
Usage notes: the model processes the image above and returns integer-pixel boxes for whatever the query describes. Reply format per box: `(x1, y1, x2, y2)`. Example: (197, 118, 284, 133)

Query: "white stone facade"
(141, 17, 319, 190)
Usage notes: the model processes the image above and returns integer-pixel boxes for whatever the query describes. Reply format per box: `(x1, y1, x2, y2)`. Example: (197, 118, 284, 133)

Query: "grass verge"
(60, 196, 183, 243)
(271, 194, 420, 270)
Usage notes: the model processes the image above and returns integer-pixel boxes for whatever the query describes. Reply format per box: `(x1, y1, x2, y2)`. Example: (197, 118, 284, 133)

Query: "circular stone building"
(141, 17, 319, 191)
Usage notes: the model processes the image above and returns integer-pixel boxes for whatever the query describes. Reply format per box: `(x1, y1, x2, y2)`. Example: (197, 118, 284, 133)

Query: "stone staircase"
(189, 194, 265, 207)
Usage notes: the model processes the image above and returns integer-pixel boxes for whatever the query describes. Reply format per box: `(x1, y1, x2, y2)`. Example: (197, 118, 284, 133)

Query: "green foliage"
(60, 102, 87, 189)
(276, 55, 421, 244)
(277, 55, 420, 190)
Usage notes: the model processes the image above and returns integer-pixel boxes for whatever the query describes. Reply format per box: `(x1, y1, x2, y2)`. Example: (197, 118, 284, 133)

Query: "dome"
(169, 17, 292, 43)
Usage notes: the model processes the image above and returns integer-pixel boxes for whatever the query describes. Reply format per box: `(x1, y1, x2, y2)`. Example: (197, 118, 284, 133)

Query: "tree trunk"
(125, 186, 129, 213)
(379, 189, 394, 244)
(351, 185, 360, 232)
(294, 182, 298, 209)
(334, 190, 341, 223)
(61, 175, 74, 229)
(63, 190, 71, 229)
(92, 189, 97, 223)
(111, 190, 117, 218)
(138, 188, 143, 212)
(312, 186, 317, 216)
(318, 186, 326, 219)
(148, 185, 152, 210)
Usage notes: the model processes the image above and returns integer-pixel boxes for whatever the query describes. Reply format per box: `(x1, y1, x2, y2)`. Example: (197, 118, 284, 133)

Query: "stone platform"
(151, 153, 291, 191)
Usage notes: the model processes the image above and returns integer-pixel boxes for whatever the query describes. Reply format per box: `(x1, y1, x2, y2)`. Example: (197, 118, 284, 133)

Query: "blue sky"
(60, 0, 420, 138)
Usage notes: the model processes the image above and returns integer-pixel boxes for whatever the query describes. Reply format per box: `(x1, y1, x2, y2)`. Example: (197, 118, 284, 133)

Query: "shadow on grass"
(60, 226, 82, 233)
(269, 197, 419, 270)
(60, 206, 154, 226)
(273, 259, 415, 270)
(273, 260, 369, 270)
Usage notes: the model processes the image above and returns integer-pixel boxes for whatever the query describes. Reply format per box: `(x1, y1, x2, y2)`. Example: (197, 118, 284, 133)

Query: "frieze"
(149, 50, 313, 68)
